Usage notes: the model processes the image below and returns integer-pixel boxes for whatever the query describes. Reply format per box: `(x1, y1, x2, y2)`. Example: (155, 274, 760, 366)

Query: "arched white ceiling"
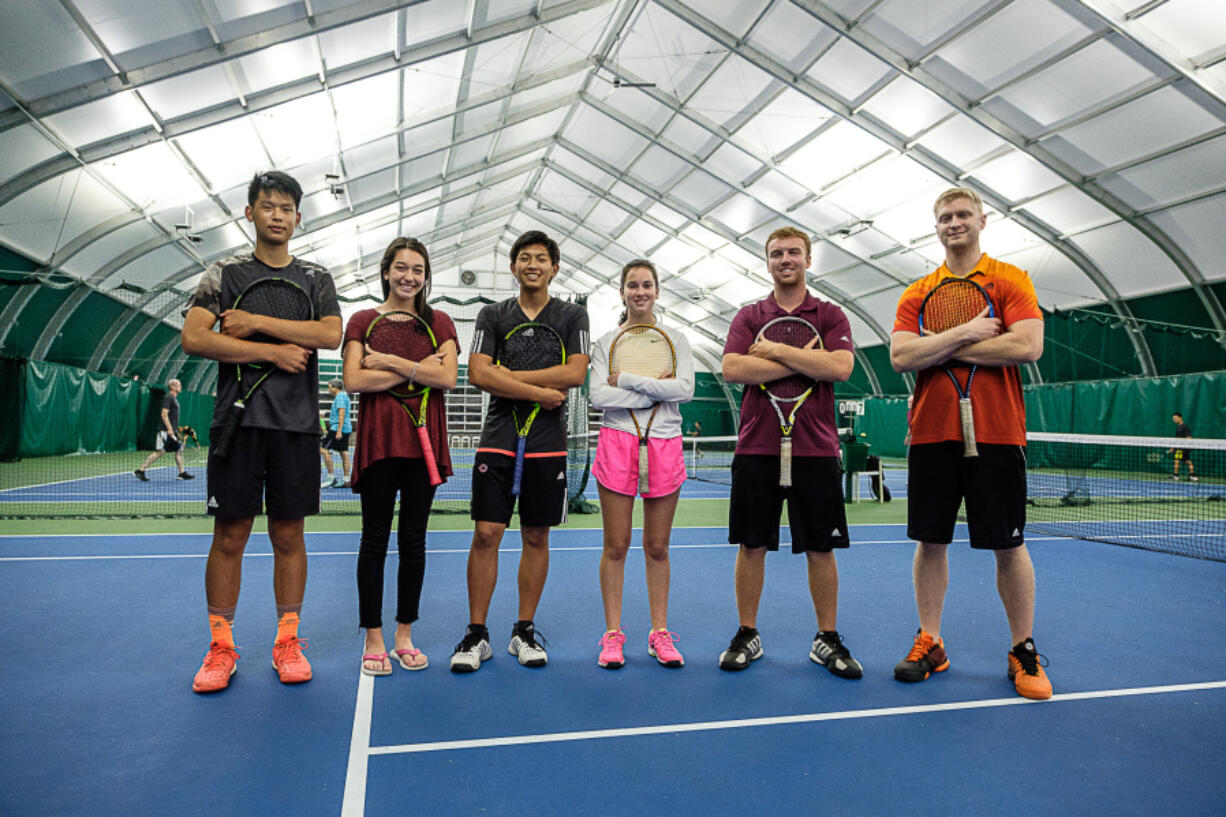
(1, 0, 1224, 373)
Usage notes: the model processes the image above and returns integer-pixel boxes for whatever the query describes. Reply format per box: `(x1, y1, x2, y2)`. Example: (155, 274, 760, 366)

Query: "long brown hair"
(618, 258, 659, 325)
(379, 237, 434, 326)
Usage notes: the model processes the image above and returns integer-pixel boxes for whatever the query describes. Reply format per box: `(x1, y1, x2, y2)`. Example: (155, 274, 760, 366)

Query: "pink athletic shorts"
(592, 426, 687, 498)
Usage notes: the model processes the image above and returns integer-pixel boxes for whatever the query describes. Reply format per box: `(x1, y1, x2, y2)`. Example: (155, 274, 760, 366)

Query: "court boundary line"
(366, 680, 1226, 757)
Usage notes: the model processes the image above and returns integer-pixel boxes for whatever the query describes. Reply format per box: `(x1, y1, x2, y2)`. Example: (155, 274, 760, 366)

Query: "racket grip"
(511, 436, 527, 497)
(212, 402, 244, 459)
(780, 437, 793, 487)
(637, 439, 650, 496)
(417, 426, 443, 487)
(959, 398, 979, 457)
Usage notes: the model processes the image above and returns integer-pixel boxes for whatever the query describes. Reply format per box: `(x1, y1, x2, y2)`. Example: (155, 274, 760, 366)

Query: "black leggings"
(356, 458, 437, 629)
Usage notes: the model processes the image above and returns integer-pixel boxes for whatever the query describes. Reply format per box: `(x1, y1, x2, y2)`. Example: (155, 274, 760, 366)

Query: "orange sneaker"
(272, 636, 312, 684)
(192, 641, 240, 693)
(894, 629, 950, 682)
(1008, 638, 1052, 700)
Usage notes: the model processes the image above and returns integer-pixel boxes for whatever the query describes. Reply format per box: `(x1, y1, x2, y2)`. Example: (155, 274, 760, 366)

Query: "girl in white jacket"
(589, 259, 694, 669)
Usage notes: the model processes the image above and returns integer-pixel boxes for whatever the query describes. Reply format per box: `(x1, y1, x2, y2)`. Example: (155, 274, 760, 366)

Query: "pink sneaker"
(647, 630, 684, 668)
(597, 630, 626, 669)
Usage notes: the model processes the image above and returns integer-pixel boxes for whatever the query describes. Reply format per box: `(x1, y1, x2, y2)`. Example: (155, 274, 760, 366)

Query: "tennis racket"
(609, 324, 677, 494)
(498, 322, 566, 497)
(212, 277, 315, 459)
(917, 274, 994, 457)
(757, 316, 821, 487)
(365, 310, 443, 486)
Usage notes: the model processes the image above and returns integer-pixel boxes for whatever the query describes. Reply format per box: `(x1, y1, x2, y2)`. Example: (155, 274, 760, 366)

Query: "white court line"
(341, 672, 375, 817)
(367, 680, 1226, 757)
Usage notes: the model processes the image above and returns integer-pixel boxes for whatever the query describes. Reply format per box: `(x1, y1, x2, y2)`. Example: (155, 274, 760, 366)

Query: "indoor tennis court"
(3, 1, 1226, 816)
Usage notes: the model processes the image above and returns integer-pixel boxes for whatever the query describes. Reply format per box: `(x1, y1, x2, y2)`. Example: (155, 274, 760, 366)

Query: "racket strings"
(501, 328, 564, 371)
(760, 318, 818, 400)
(921, 281, 989, 334)
(610, 328, 674, 378)
(235, 280, 314, 345)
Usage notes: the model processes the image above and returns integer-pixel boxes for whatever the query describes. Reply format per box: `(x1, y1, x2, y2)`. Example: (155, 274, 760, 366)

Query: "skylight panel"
(737, 89, 834, 159)
(600, 88, 674, 135)
(236, 38, 318, 94)
(1139, 0, 1226, 60)
(745, 170, 810, 213)
(779, 120, 890, 191)
(1071, 222, 1185, 296)
(651, 237, 706, 273)
(687, 56, 775, 128)
(970, 149, 1063, 203)
(858, 76, 956, 139)
(93, 142, 208, 214)
(2, 124, 65, 187)
(669, 169, 735, 213)
(706, 195, 773, 235)
(141, 65, 238, 122)
(44, 91, 158, 149)
(1100, 135, 1226, 211)
(403, 1, 469, 48)
(252, 93, 336, 168)
(628, 146, 690, 190)
(745, 0, 837, 73)
(714, 270, 768, 309)
(615, 3, 724, 101)
(1021, 187, 1117, 237)
(823, 155, 942, 217)
(403, 53, 464, 120)
(333, 73, 400, 148)
(679, 222, 725, 252)
(913, 114, 1009, 169)
(646, 202, 689, 231)
(660, 114, 719, 159)
(564, 106, 650, 167)
(1147, 196, 1226, 282)
(618, 220, 669, 256)
(806, 38, 892, 104)
(318, 13, 395, 68)
(703, 143, 762, 187)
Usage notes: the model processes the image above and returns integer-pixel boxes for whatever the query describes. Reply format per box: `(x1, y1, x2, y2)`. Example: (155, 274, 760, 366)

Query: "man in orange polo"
(889, 187, 1051, 700)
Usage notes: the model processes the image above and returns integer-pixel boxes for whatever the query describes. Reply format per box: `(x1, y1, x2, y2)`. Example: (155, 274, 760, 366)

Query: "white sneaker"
(507, 624, 548, 667)
(449, 630, 492, 673)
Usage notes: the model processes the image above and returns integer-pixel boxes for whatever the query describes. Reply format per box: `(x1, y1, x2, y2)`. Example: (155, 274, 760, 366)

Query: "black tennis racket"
(757, 316, 821, 487)
(365, 310, 443, 486)
(917, 274, 994, 457)
(498, 322, 566, 497)
(609, 324, 677, 494)
(212, 277, 314, 459)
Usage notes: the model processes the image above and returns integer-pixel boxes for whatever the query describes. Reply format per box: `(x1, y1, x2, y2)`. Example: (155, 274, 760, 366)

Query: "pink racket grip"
(416, 425, 443, 486)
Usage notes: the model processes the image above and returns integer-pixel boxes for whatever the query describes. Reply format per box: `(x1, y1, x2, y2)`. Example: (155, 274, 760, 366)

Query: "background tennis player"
(890, 187, 1049, 700)
(588, 259, 694, 669)
(719, 226, 862, 679)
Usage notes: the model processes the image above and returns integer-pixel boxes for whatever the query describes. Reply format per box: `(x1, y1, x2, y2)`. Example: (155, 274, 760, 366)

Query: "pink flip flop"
(361, 652, 392, 676)
(393, 647, 428, 671)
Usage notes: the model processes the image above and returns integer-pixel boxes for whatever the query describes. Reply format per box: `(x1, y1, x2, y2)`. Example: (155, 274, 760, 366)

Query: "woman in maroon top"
(342, 237, 458, 676)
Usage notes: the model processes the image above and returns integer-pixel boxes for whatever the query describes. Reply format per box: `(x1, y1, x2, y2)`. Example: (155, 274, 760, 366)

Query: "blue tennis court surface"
(1, 524, 1222, 816)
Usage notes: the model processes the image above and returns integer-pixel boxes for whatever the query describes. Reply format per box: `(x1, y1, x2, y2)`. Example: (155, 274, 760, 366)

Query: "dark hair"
(1173, 412, 1184, 420)
(248, 171, 303, 209)
(618, 258, 659, 325)
(379, 237, 434, 326)
(510, 230, 559, 267)
(328, 378, 343, 390)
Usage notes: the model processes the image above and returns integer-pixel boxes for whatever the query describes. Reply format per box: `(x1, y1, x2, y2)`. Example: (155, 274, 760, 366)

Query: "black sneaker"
(507, 621, 548, 667)
(133, 469, 148, 482)
(718, 625, 763, 671)
(809, 631, 863, 679)
(178, 472, 195, 480)
(894, 629, 950, 682)
(449, 626, 492, 673)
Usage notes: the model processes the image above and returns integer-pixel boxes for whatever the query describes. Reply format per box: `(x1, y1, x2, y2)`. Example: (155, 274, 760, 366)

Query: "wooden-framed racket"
(917, 274, 994, 457)
(498, 322, 566, 497)
(757, 316, 821, 487)
(608, 324, 677, 494)
(212, 276, 315, 459)
(364, 310, 443, 486)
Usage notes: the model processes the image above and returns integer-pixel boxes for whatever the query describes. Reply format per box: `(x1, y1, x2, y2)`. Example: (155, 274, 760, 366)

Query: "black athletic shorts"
(470, 452, 568, 527)
(325, 432, 351, 452)
(206, 428, 320, 518)
(728, 454, 849, 553)
(907, 441, 1026, 549)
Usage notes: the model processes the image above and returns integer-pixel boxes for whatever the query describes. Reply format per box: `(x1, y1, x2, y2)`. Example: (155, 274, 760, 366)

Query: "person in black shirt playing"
(1170, 412, 1198, 482)
(134, 378, 194, 481)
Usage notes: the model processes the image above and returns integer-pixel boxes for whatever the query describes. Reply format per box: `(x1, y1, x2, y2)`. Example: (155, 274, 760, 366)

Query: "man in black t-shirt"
(450, 230, 590, 672)
(134, 378, 194, 481)
(181, 171, 342, 693)
(1171, 412, 1198, 482)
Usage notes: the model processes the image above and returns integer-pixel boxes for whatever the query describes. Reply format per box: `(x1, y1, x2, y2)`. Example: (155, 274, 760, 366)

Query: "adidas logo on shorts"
(556, 472, 565, 480)
(208, 496, 219, 509)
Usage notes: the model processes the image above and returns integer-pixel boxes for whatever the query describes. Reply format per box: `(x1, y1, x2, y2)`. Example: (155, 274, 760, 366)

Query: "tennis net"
(1025, 432, 1225, 561)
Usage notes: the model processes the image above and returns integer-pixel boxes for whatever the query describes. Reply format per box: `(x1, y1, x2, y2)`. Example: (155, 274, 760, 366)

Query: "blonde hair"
(764, 226, 811, 258)
(933, 187, 984, 218)
(167, 378, 182, 390)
